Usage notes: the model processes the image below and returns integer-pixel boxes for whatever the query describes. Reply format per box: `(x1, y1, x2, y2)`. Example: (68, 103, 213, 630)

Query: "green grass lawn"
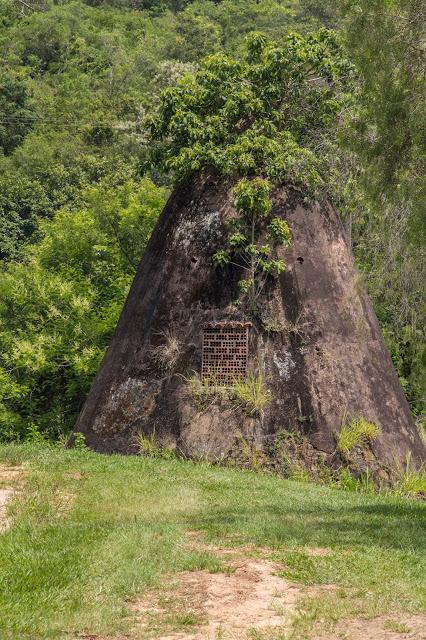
(0, 443, 425, 639)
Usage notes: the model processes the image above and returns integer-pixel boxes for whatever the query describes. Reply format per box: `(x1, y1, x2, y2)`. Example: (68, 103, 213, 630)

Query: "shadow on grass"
(184, 499, 426, 552)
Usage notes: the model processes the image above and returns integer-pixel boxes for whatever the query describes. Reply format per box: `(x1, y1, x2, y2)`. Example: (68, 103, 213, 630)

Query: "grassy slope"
(0, 444, 425, 639)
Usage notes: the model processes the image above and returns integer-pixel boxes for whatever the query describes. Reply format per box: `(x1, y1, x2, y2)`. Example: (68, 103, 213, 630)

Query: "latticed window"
(201, 322, 251, 386)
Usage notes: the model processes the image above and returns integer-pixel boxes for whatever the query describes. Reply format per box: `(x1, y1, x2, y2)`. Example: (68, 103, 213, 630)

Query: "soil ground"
(0, 464, 22, 532)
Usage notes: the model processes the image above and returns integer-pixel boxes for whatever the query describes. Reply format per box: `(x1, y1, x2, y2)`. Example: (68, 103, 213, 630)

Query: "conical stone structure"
(74, 173, 425, 468)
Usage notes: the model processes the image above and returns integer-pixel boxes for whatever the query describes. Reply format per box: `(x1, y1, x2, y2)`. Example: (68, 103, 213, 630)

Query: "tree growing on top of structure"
(151, 29, 354, 313)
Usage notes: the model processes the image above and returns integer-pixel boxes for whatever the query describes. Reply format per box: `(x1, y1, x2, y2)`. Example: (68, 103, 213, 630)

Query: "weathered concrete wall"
(74, 173, 425, 467)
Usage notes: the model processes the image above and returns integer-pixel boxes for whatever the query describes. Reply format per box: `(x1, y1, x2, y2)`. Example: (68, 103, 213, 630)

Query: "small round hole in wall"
(297, 257, 304, 264)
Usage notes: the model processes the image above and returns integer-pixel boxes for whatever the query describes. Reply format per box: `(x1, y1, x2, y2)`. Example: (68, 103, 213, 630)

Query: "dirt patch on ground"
(76, 535, 425, 640)
(305, 547, 331, 557)
(0, 488, 15, 532)
(185, 531, 332, 560)
(0, 465, 22, 533)
(184, 530, 275, 559)
(0, 464, 23, 483)
(315, 614, 426, 639)
(134, 556, 300, 639)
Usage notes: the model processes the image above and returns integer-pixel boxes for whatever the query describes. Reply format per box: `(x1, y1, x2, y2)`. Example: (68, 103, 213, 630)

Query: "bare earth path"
(136, 556, 300, 639)
(128, 537, 426, 640)
(0, 464, 22, 532)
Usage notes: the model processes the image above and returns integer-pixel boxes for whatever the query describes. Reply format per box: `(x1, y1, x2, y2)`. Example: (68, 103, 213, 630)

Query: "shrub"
(25, 423, 47, 445)
(0, 179, 166, 441)
(267, 217, 292, 245)
(73, 432, 88, 451)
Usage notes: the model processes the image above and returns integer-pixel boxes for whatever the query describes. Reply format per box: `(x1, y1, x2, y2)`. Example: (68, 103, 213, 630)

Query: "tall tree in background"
(341, 0, 426, 425)
(0, 68, 35, 154)
(343, 0, 425, 221)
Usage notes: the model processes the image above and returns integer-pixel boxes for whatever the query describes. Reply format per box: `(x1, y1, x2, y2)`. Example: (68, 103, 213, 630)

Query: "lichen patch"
(273, 350, 295, 380)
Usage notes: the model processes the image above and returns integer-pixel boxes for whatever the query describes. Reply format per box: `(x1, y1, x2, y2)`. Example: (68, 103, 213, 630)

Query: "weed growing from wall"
(213, 178, 291, 314)
(392, 452, 426, 498)
(136, 429, 176, 459)
(337, 416, 381, 456)
(149, 330, 182, 372)
(185, 371, 271, 416)
(231, 372, 271, 416)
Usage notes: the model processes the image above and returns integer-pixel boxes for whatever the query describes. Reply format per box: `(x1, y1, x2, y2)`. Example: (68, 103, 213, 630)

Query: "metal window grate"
(201, 323, 251, 386)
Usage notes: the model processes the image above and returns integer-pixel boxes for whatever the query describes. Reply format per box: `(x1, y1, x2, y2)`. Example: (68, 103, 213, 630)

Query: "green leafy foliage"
(233, 178, 272, 218)
(0, 179, 166, 440)
(218, 178, 288, 313)
(339, 0, 426, 419)
(268, 217, 292, 245)
(0, 0, 337, 257)
(73, 432, 88, 450)
(212, 249, 230, 266)
(341, 0, 425, 230)
(152, 30, 352, 312)
(0, 0, 344, 441)
(152, 29, 353, 186)
(0, 68, 36, 154)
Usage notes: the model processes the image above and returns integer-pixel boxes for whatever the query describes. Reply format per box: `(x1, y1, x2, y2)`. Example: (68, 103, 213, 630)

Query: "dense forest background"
(0, 0, 424, 441)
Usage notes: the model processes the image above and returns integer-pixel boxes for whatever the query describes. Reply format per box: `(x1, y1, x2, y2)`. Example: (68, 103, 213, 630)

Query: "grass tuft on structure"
(232, 373, 271, 415)
(184, 372, 271, 416)
(337, 416, 381, 455)
(393, 453, 426, 498)
(136, 430, 176, 460)
(148, 330, 182, 372)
